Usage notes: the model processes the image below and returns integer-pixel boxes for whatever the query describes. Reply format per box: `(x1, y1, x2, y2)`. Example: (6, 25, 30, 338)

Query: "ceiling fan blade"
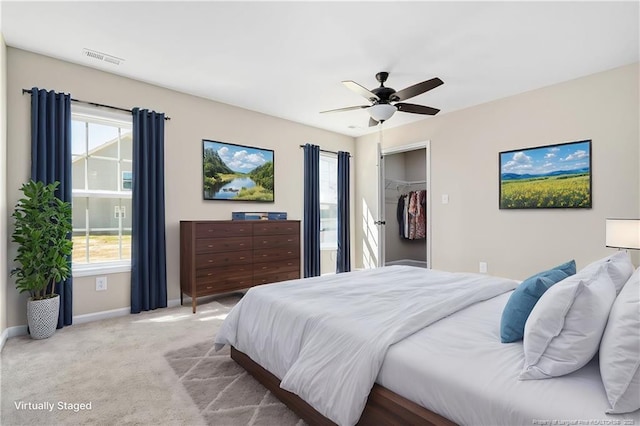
(320, 105, 370, 114)
(392, 78, 443, 102)
(395, 103, 440, 115)
(369, 117, 379, 127)
(342, 80, 380, 101)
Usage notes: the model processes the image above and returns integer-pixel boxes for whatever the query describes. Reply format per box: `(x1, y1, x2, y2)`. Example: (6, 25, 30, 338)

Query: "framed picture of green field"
(499, 140, 592, 209)
(202, 139, 274, 202)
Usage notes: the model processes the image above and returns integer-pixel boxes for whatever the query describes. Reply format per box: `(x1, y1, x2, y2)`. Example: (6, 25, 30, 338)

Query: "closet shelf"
(385, 178, 426, 191)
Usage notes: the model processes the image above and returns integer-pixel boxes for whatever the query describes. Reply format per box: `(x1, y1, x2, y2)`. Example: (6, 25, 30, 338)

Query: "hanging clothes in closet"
(396, 190, 427, 240)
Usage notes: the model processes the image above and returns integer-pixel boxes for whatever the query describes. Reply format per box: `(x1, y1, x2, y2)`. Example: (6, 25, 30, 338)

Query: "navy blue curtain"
(131, 108, 167, 313)
(303, 144, 320, 277)
(336, 151, 351, 273)
(30, 88, 73, 328)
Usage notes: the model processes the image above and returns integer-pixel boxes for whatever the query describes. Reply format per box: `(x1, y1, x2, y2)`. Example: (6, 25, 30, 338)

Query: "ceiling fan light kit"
(321, 71, 444, 127)
(368, 104, 397, 122)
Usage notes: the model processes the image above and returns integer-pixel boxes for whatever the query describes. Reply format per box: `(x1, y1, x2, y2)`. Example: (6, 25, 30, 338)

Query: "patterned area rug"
(165, 340, 306, 426)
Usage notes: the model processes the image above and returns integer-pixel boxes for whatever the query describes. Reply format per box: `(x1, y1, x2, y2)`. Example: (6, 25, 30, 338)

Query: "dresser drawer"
(196, 264, 252, 279)
(196, 222, 252, 238)
(254, 270, 301, 286)
(196, 250, 252, 268)
(253, 221, 299, 236)
(195, 275, 253, 295)
(196, 269, 253, 287)
(196, 236, 252, 253)
(253, 260, 299, 275)
(253, 247, 299, 263)
(252, 233, 299, 249)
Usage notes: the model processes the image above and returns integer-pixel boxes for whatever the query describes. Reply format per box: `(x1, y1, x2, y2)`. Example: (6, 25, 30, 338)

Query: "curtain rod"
(22, 88, 171, 120)
(298, 145, 352, 157)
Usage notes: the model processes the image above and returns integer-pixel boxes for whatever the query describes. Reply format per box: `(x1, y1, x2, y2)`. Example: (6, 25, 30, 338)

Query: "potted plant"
(11, 180, 73, 339)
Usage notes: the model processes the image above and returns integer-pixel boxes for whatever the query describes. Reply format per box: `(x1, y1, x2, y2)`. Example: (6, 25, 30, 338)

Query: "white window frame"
(71, 105, 133, 276)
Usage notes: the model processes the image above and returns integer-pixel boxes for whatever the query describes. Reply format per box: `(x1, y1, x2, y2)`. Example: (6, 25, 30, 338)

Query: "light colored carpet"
(0, 294, 300, 426)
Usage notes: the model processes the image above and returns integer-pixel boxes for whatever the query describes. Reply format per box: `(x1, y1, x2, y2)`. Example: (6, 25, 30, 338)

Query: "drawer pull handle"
(207, 273, 213, 276)
(240, 257, 245, 260)
(206, 286, 213, 289)
(208, 260, 213, 263)
(263, 241, 267, 244)
(288, 239, 293, 242)
(262, 266, 267, 269)
(240, 243, 244, 246)
(208, 245, 213, 248)
(288, 251, 292, 254)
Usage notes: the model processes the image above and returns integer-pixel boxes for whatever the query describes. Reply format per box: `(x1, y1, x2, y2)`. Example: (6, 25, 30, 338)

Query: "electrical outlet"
(479, 262, 488, 273)
(96, 276, 107, 291)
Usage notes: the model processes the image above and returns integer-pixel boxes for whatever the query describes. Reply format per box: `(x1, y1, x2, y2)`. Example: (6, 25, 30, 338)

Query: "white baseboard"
(0, 328, 8, 352)
(74, 299, 183, 324)
(168, 298, 182, 308)
(73, 307, 132, 325)
(1, 325, 30, 347)
(2, 299, 187, 348)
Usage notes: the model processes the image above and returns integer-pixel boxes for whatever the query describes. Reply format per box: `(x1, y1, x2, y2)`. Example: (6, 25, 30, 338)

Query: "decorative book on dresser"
(180, 220, 301, 313)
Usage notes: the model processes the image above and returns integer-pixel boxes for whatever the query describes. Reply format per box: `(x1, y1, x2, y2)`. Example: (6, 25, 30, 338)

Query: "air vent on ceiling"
(82, 48, 124, 66)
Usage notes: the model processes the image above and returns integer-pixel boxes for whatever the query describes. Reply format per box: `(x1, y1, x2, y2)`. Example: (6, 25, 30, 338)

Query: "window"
(319, 154, 338, 250)
(121, 171, 133, 191)
(71, 106, 133, 274)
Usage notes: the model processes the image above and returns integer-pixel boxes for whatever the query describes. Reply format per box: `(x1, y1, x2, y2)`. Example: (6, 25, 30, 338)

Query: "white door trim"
(378, 140, 431, 268)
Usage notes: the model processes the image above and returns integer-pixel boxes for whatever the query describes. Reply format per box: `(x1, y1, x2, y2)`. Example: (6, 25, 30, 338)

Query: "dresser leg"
(180, 291, 183, 306)
(192, 297, 196, 314)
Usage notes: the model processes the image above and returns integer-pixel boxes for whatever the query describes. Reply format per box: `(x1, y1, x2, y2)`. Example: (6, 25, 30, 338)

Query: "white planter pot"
(27, 295, 60, 339)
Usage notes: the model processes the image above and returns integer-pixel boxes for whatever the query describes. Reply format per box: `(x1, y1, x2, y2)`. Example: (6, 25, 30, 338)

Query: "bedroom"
(0, 1, 639, 425)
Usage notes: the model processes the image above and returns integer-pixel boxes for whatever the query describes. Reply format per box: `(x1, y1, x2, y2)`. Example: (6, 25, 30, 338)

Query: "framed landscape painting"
(499, 140, 592, 209)
(202, 139, 274, 202)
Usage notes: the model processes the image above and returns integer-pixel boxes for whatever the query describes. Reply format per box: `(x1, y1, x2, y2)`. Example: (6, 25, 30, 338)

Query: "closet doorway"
(377, 141, 431, 269)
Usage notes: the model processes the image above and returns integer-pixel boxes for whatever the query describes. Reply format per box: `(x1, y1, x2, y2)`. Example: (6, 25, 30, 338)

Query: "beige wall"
(355, 63, 640, 279)
(1, 33, 8, 337)
(6, 48, 355, 326)
(5, 46, 638, 328)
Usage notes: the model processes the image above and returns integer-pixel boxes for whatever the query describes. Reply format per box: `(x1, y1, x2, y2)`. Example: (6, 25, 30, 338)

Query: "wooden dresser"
(180, 220, 300, 313)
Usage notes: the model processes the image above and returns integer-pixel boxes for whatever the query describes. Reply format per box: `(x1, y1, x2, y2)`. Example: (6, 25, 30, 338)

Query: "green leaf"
(11, 180, 72, 295)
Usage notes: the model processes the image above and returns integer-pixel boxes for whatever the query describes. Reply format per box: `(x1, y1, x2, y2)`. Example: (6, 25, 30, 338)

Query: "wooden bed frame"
(231, 346, 457, 426)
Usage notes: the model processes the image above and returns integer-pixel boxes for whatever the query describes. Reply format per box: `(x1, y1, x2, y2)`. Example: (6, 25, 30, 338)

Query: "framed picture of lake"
(202, 139, 274, 202)
(499, 140, 592, 209)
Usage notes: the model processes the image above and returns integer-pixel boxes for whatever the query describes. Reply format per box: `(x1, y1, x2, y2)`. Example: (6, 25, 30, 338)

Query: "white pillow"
(520, 264, 616, 380)
(580, 251, 635, 294)
(599, 267, 640, 414)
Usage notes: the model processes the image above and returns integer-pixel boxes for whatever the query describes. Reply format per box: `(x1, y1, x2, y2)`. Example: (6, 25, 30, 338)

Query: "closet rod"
(298, 145, 352, 157)
(22, 88, 171, 120)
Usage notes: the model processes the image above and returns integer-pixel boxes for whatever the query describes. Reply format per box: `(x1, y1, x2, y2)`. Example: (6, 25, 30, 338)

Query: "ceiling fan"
(321, 72, 443, 127)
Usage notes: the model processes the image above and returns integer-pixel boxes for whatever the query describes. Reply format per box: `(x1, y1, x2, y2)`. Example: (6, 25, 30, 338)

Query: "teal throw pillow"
(500, 260, 576, 343)
(553, 259, 577, 277)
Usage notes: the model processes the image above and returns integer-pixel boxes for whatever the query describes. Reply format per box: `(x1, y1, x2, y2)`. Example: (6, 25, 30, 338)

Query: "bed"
(215, 262, 640, 426)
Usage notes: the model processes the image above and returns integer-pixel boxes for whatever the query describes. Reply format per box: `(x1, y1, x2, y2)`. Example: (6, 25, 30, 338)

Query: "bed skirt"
(230, 346, 456, 426)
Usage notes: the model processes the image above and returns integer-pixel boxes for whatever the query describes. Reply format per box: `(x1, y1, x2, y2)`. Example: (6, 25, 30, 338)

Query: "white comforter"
(214, 265, 518, 426)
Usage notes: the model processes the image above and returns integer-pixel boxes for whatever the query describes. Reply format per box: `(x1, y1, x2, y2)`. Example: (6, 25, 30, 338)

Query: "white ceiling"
(1, 1, 638, 137)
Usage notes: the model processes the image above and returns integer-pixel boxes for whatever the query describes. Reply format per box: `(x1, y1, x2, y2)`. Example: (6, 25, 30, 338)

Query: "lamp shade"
(368, 104, 397, 122)
(606, 218, 640, 249)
